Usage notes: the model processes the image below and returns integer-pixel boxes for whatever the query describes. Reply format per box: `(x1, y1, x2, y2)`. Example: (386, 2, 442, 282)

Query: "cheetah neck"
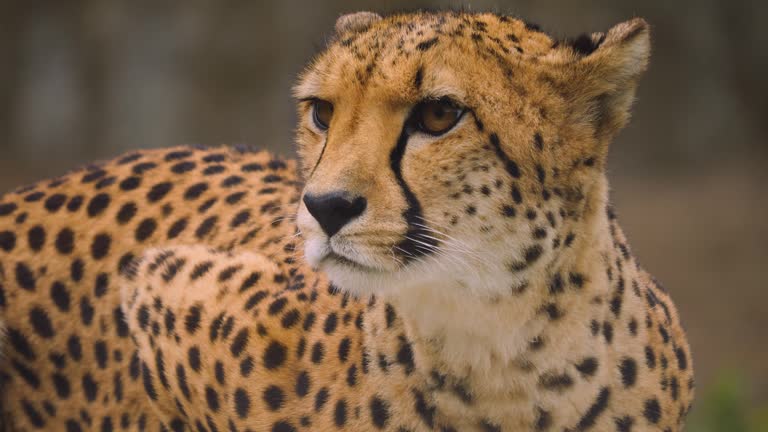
(376, 182, 617, 394)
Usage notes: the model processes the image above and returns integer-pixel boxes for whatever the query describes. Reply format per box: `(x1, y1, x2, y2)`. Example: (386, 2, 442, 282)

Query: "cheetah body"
(1, 11, 693, 432)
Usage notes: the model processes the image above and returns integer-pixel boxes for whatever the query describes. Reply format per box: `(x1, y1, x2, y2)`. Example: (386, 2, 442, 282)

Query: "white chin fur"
(303, 236, 329, 268)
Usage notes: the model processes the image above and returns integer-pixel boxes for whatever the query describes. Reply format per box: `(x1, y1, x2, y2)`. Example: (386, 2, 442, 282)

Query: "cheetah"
(0, 10, 693, 432)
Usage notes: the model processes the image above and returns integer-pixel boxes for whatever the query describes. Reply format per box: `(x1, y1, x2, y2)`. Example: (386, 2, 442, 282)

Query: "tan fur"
(0, 11, 692, 432)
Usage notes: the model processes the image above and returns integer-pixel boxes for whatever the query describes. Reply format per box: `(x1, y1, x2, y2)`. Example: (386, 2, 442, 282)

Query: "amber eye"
(311, 99, 334, 131)
(414, 98, 464, 135)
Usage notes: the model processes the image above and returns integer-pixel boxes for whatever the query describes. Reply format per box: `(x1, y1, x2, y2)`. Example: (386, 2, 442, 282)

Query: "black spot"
(87, 193, 111, 217)
(263, 385, 285, 411)
(271, 421, 296, 432)
(539, 372, 574, 391)
(334, 399, 348, 426)
(575, 357, 599, 377)
(615, 416, 634, 432)
(45, 194, 68, 212)
(134, 219, 157, 242)
(533, 133, 544, 151)
(230, 328, 249, 357)
(41, 285, 67, 315)
(15, 262, 36, 291)
(231, 210, 251, 228)
(203, 165, 226, 175)
(119, 176, 141, 191)
(82, 169, 107, 183)
(171, 161, 196, 174)
(569, 272, 585, 288)
(602, 321, 614, 344)
(64, 196, 83, 212)
(535, 407, 552, 430)
(658, 325, 670, 344)
(347, 364, 358, 387)
(413, 390, 436, 429)
(80, 296, 94, 325)
(240, 356, 254, 377)
(83, 372, 99, 401)
(29, 307, 55, 338)
(370, 396, 390, 428)
(234, 388, 250, 418)
(70, 259, 85, 282)
(481, 420, 501, 432)
(675, 347, 688, 370)
(324, 313, 338, 334)
(264, 341, 288, 369)
(221, 175, 244, 187)
(116, 202, 137, 225)
(0, 202, 19, 216)
(311, 342, 325, 364)
(416, 37, 439, 51)
(95, 341, 108, 369)
(12, 359, 41, 388)
(241, 163, 263, 172)
(0, 230, 16, 251)
(90, 233, 111, 260)
(204, 386, 219, 411)
(225, 191, 246, 204)
(338, 337, 351, 363)
(21, 399, 46, 428)
(268, 297, 288, 315)
(167, 218, 188, 239)
(314, 387, 329, 411)
(575, 387, 610, 430)
(185, 305, 202, 334)
(296, 371, 311, 397)
(619, 357, 637, 387)
(67, 334, 82, 361)
(549, 272, 564, 294)
(184, 183, 209, 200)
(52, 373, 71, 399)
(93, 273, 109, 298)
(147, 182, 173, 202)
(643, 398, 662, 424)
(195, 216, 218, 238)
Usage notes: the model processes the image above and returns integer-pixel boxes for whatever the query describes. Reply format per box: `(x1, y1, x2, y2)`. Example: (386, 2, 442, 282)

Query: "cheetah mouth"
(322, 251, 382, 273)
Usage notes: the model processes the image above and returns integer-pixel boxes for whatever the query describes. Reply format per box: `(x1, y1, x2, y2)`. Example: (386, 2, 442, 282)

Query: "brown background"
(1, 1, 766, 425)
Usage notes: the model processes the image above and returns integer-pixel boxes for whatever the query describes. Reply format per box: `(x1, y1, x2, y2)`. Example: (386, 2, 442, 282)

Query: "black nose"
(303, 192, 367, 237)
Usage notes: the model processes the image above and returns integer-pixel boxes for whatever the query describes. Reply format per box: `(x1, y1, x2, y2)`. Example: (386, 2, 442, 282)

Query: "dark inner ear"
(564, 33, 606, 56)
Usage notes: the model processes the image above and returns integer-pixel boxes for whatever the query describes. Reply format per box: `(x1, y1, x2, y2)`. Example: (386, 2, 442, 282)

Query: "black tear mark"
(390, 116, 438, 262)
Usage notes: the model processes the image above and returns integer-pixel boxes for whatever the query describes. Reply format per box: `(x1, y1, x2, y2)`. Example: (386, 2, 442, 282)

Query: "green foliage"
(687, 371, 768, 432)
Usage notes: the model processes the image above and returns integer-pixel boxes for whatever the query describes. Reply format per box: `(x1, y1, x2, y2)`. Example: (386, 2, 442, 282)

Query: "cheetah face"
(295, 12, 650, 298)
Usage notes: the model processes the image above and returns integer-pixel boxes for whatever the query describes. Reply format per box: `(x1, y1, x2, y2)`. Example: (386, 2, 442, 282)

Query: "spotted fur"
(0, 10, 693, 432)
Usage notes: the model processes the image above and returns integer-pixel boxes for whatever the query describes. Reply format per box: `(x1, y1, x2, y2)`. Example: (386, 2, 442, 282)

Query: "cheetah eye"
(311, 99, 334, 131)
(414, 97, 465, 136)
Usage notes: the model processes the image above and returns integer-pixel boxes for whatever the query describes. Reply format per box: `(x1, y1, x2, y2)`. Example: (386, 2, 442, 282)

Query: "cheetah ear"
(335, 12, 382, 35)
(561, 18, 651, 142)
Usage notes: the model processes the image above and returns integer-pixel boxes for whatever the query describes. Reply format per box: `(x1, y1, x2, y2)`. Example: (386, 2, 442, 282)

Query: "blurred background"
(0, 1, 766, 429)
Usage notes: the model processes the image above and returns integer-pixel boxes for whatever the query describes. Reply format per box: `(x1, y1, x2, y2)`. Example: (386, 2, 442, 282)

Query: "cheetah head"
(295, 11, 650, 298)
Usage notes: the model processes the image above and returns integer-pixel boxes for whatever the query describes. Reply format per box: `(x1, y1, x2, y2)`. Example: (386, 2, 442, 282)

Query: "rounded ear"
(335, 11, 382, 35)
(559, 18, 651, 142)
